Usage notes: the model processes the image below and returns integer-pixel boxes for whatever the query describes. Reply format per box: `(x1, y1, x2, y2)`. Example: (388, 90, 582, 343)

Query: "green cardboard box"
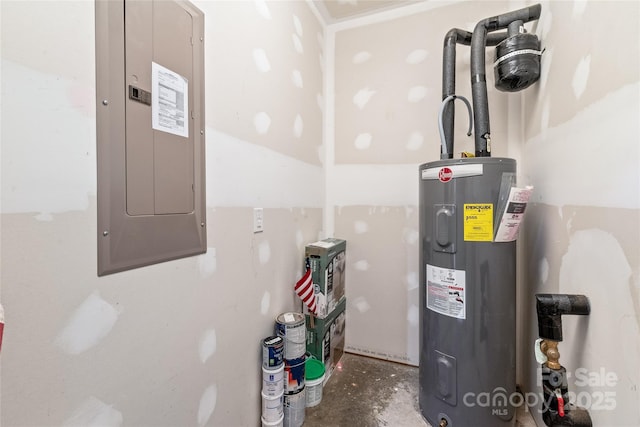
(304, 238, 346, 318)
(306, 296, 346, 384)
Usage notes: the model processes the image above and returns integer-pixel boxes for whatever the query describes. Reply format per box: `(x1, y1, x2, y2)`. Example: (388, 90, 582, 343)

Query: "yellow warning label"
(463, 203, 494, 241)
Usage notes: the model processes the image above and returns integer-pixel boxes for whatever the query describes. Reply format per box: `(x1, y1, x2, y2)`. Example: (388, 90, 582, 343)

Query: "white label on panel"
(152, 62, 189, 138)
(426, 264, 466, 319)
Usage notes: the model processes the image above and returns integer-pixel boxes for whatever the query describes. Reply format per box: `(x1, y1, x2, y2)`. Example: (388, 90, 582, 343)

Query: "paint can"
(262, 364, 285, 397)
(283, 387, 306, 427)
(284, 354, 306, 394)
(275, 312, 306, 360)
(305, 357, 325, 407)
(261, 414, 284, 427)
(261, 390, 284, 423)
(262, 335, 284, 368)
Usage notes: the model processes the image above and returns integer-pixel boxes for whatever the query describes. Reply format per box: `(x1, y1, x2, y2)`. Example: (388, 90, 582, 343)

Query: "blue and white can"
(262, 335, 284, 368)
(262, 364, 285, 397)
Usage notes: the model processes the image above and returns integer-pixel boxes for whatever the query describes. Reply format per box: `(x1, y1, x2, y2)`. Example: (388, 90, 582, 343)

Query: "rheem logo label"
(438, 167, 453, 182)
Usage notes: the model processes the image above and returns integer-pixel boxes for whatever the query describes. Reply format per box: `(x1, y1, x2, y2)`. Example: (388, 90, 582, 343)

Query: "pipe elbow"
(496, 4, 542, 28)
(528, 4, 542, 21)
(444, 28, 473, 47)
(444, 29, 458, 47)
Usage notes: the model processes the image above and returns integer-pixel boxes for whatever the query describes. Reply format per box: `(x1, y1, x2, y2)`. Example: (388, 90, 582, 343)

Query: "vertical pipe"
(441, 30, 506, 159)
(469, 4, 542, 157)
(441, 30, 471, 159)
(471, 22, 491, 157)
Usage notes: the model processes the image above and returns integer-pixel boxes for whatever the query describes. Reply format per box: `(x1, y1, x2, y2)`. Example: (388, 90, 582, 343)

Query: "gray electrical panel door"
(96, 0, 206, 276)
(125, 0, 195, 216)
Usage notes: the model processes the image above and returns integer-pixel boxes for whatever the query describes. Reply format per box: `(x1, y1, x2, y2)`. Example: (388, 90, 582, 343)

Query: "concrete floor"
(304, 352, 538, 427)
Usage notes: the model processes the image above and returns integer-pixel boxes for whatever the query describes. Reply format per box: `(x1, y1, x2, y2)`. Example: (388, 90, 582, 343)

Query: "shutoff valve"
(535, 294, 592, 427)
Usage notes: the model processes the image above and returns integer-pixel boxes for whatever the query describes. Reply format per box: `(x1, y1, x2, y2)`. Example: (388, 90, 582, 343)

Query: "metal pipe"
(470, 4, 541, 156)
(438, 95, 472, 159)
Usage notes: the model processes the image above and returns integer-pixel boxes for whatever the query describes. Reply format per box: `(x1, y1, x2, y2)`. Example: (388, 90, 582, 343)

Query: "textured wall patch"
(405, 49, 428, 65)
(572, 54, 591, 99)
(405, 131, 423, 151)
(261, 291, 271, 315)
(197, 384, 218, 426)
(353, 88, 376, 109)
(294, 114, 304, 138)
(254, 0, 271, 20)
(352, 51, 371, 64)
(198, 248, 217, 277)
(254, 112, 272, 134)
(354, 133, 372, 150)
(292, 69, 303, 88)
(258, 240, 271, 264)
(63, 396, 123, 427)
(354, 220, 369, 234)
(199, 329, 217, 364)
(354, 260, 370, 271)
(55, 292, 120, 355)
(253, 48, 271, 73)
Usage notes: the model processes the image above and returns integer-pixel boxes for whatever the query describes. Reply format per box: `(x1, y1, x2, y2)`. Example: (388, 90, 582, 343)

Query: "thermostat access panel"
(96, 0, 206, 275)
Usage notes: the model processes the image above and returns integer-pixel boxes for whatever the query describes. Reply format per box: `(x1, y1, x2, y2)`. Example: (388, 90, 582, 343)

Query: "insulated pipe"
(470, 4, 542, 156)
(536, 294, 590, 342)
(441, 29, 507, 158)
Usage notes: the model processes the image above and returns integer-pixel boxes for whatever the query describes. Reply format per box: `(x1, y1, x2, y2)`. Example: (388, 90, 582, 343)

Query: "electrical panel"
(95, 0, 206, 275)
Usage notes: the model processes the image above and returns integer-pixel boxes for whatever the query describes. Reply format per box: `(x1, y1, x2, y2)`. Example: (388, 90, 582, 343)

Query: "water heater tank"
(419, 157, 517, 427)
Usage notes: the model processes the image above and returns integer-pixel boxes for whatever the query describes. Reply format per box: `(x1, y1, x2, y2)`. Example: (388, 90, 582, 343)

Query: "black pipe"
(540, 363, 593, 426)
(470, 4, 541, 156)
(441, 29, 506, 158)
(535, 293, 592, 427)
(536, 294, 590, 341)
(543, 404, 593, 427)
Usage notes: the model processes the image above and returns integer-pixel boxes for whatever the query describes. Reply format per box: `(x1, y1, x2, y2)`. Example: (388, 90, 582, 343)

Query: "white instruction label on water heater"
(494, 186, 534, 242)
(426, 264, 466, 319)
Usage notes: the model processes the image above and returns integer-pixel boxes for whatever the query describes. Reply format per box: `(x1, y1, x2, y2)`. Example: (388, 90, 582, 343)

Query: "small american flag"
(295, 258, 317, 315)
(0, 303, 4, 353)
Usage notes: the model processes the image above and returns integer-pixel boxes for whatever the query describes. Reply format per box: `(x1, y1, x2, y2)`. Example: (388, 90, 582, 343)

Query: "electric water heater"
(419, 158, 517, 426)
(419, 4, 542, 427)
